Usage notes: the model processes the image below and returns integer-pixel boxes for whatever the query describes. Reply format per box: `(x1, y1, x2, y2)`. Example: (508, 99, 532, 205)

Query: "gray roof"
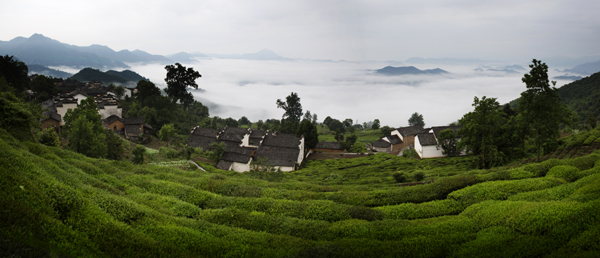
(220, 152, 252, 164)
(124, 117, 145, 125)
(41, 111, 61, 122)
(249, 129, 266, 144)
(372, 138, 391, 148)
(103, 115, 122, 125)
(255, 146, 300, 167)
(125, 124, 141, 137)
(386, 135, 402, 145)
(216, 160, 233, 170)
(187, 135, 217, 150)
(417, 133, 438, 146)
(314, 142, 342, 150)
(397, 125, 427, 137)
(191, 127, 219, 138)
(261, 132, 301, 149)
(431, 126, 462, 139)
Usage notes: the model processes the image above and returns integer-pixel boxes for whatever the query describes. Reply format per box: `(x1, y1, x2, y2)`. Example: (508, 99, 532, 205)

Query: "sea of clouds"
(113, 59, 572, 128)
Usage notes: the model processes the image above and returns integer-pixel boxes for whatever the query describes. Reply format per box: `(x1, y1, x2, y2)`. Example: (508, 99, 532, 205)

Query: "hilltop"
(375, 66, 448, 76)
(70, 68, 149, 85)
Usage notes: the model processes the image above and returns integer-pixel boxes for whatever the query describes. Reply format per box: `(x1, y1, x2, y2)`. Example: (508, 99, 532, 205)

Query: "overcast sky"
(1, 0, 599, 61)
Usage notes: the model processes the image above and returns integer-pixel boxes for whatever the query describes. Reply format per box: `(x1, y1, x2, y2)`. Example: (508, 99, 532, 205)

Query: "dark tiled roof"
(261, 133, 301, 149)
(41, 111, 61, 122)
(187, 135, 217, 150)
(223, 127, 250, 135)
(220, 152, 252, 163)
(125, 124, 141, 136)
(417, 133, 438, 146)
(216, 160, 233, 170)
(397, 125, 427, 137)
(143, 123, 153, 130)
(191, 127, 219, 138)
(124, 117, 145, 125)
(249, 129, 266, 145)
(103, 115, 122, 125)
(386, 135, 403, 145)
(255, 146, 300, 167)
(314, 142, 342, 150)
(431, 126, 462, 139)
(41, 99, 56, 110)
(372, 138, 391, 148)
(218, 132, 243, 143)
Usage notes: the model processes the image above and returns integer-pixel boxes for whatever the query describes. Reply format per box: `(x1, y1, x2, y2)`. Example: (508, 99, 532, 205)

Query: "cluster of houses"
(187, 126, 305, 172)
(314, 125, 465, 159)
(39, 80, 150, 141)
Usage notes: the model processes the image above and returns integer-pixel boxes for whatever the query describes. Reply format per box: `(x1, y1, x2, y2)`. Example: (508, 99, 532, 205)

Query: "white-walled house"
(414, 126, 465, 158)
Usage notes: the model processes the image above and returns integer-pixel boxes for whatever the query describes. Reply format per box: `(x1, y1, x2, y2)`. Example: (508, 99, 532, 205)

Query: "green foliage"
(0, 55, 29, 92)
(132, 145, 146, 164)
(408, 112, 425, 127)
(371, 119, 380, 130)
(437, 128, 460, 157)
(208, 142, 226, 162)
(277, 92, 303, 133)
(65, 97, 107, 158)
(546, 165, 580, 182)
(158, 123, 177, 141)
(38, 127, 61, 147)
(30, 74, 59, 101)
(104, 130, 125, 160)
(414, 171, 425, 181)
(164, 63, 201, 108)
(2, 132, 600, 257)
(0, 91, 36, 141)
(296, 119, 319, 149)
(380, 125, 393, 136)
(392, 172, 407, 183)
(519, 59, 564, 161)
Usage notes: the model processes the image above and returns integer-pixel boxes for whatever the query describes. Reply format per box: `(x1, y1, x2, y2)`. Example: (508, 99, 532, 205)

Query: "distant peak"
(30, 33, 46, 38)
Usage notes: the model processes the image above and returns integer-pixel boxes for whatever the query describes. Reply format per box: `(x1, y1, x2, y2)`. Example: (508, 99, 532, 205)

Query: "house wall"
(297, 137, 305, 165)
(107, 120, 125, 132)
(99, 106, 122, 120)
(274, 166, 294, 172)
(391, 143, 404, 151)
(74, 94, 86, 105)
(56, 103, 78, 125)
(231, 160, 251, 172)
(391, 130, 403, 141)
(240, 134, 250, 147)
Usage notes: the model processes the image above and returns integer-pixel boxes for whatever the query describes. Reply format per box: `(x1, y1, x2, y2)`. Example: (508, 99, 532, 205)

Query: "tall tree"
(519, 59, 563, 161)
(276, 92, 303, 133)
(164, 63, 201, 109)
(30, 75, 58, 101)
(296, 119, 319, 149)
(65, 96, 107, 158)
(436, 129, 460, 157)
(0, 55, 28, 93)
(408, 112, 425, 127)
(458, 96, 505, 168)
(135, 80, 161, 103)
(371, 119, 380, 130)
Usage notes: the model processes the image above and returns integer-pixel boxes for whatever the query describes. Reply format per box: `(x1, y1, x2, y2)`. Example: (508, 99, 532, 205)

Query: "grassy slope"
(1, 129, 600, 257)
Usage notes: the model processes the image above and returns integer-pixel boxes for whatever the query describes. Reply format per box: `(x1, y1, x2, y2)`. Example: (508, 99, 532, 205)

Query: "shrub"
(546, 165, 580, 182)
(131, 145, 146, 164)
(392, 172, 407, 183)
(159, 147, 179, 159)
(414, 171, 425, 181)
(38, 127, 61, 147)
(347, 206, 384, 221)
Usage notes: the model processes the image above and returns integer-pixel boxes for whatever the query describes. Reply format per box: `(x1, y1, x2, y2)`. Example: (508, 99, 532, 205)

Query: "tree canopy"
(519, 59, 564, 161)
(408, 112, 425, 127)
(276, 92, 303, 133)
(0, 55, 28, 93)
(296, 119, 319, 149)
(164, 63, 201, 109)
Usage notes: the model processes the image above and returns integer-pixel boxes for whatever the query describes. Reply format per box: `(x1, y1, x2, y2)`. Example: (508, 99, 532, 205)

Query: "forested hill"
(70, 68, 148, 85)
(557, 71, 600, 121)
(508, 71, 600, 123)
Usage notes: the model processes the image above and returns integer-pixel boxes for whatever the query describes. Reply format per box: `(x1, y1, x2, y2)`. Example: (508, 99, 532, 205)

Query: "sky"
(1, 0, 599, 61)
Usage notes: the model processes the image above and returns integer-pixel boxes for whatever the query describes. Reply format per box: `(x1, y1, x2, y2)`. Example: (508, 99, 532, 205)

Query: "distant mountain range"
(474, 65, 526, 74)
(0, 34, 292, 69)
(27, 64, 73, 78)
(375, 66, 448, 76)
(563, 60, 600, 75)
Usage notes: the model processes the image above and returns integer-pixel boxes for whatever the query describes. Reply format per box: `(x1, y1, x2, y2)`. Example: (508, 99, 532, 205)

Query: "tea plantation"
(1, 128, 599, 257)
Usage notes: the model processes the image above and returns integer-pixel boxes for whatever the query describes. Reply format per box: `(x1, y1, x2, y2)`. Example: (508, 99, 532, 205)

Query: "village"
(37, 77, 467, 173)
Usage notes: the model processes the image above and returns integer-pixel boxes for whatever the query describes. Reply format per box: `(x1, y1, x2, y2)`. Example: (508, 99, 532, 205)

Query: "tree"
(276, 92, 303, 133)
(303, 111, 313, 123)
(371, 119, 380, 130)
(135, 80, 161, 103)
(38, 127, 61, 147)
(158, 123, 177, 141)
(519, 59, 564, 161)
(132, 145, 146, 164)
(328, 119, 345, 133)
(238, 116, 250, 126)
(312, 113, 318, 125)
(114, 85, 126, 100)
(408, 112, 425, 127)
(105, 130, 125, 160)
(323, 116, 333, 126)
(164, 63, 202, 109)
(209, 142, 226, 162)
(0, 55, 28, 93)
(458, 96, 505, 168)
(436, 129, 460, 157)
(30, 75, 58, 101)
(296, 119, 319, 149)
(343, 118, 353, 128)
(588, 113, 597, 129)
(65, 97, 107, 158)
(380, 126, 393, 136)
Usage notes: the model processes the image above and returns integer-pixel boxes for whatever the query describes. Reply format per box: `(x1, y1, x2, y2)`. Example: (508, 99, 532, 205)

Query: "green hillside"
(2, 127, 600, 257)
(70, 68, 148, 85)
(557, 71, 600, 122)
